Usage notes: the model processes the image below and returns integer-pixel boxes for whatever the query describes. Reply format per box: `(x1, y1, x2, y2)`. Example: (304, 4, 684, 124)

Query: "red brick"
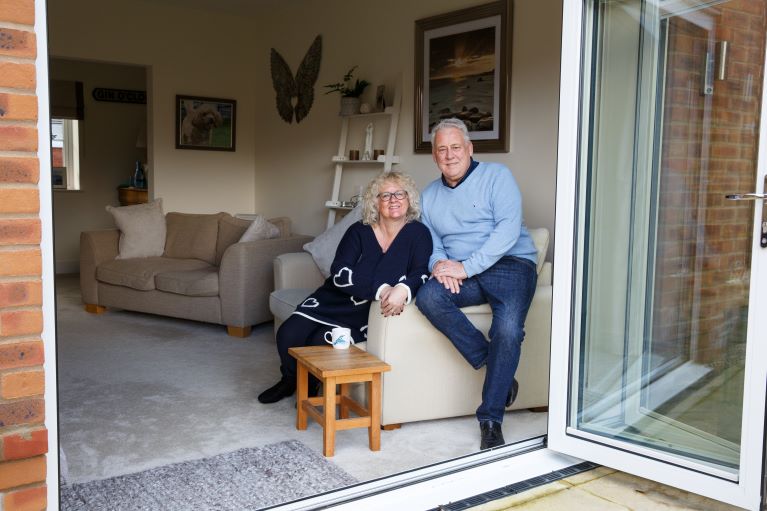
(0, 158, 38, 184)
(0, 310, 42, 336)
(2, 484, 46, 511)
(0, 341, 43, 369)
(0, 456, 45, 490)
(0, 94, 37, 122)
(0, 29, 35, 59)
(0, 0, 34, 25)
(0, 282, 41, 308)
(0, 371, 44, 399)
(0, 399, 44, 428)
(0, 250, 41, 277)
(0, 127, 37, 152)
(0, 62, 35, 91)
(1, 428, 47, 460)
(0, 219, 41, 245)
(0, 190, 39, 214)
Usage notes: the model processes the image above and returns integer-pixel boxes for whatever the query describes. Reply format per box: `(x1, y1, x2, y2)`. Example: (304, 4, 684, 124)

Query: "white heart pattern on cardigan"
(333, 267, 353, 287)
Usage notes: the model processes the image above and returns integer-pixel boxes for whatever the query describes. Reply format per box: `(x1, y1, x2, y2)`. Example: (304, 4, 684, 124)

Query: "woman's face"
(377, 180, 409, 222)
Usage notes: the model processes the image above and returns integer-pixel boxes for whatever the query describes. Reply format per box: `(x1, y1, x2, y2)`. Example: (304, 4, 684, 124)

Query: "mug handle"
(324, 331, 333, 344)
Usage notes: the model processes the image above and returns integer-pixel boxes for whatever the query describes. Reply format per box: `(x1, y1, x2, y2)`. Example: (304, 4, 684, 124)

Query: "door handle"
(725, 175, 766, 247)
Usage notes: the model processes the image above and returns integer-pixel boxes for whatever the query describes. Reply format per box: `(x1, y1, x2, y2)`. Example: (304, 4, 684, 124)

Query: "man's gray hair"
(430, 118, 471, 145)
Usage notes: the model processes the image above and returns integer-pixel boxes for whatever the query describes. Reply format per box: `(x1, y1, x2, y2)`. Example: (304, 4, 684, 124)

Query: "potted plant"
(324, 66, 370, 116)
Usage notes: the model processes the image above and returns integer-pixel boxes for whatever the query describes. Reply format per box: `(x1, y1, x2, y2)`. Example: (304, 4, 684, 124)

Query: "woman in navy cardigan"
(258, 171, 432, 403)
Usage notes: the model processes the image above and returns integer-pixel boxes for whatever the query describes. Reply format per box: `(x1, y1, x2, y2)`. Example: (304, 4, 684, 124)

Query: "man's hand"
(380, 285, 407, 317)
(432, 259, 467, 294)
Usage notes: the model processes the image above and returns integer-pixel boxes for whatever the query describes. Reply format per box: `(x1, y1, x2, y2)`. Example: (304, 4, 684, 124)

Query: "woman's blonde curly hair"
(361, 171, 421, 225)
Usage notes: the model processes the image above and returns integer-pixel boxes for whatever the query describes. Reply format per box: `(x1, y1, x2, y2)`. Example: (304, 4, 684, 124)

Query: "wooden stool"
(288, 345, 391, 457)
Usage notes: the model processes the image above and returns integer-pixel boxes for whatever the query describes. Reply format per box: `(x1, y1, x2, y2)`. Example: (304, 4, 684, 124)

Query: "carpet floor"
(60, 440, 357, 510)
(56, 274, 547, 506)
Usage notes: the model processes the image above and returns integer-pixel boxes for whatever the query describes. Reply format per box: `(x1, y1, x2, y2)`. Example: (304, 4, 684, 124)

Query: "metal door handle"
(725, 193, 766, 200)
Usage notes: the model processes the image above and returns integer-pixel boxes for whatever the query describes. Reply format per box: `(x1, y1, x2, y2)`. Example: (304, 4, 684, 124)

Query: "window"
(50, 118, 81, 190)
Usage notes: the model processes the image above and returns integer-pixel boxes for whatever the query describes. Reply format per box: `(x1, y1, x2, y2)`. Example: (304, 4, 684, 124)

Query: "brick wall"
(652, 0, 765, 366)
(0, 0, 49, 510)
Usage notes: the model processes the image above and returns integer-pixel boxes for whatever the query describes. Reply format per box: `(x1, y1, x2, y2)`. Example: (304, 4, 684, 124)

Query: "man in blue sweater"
(416, 118, 538, 450)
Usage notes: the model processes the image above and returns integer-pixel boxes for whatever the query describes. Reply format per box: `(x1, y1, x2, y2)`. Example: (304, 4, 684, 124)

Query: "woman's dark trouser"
(276, 314, 333, 381)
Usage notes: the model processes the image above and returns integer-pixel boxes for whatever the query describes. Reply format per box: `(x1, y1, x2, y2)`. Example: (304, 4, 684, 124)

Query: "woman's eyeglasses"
(377, 190, 408, 202)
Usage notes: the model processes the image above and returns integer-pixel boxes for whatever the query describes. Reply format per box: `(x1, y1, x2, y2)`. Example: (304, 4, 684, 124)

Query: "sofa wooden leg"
(382, 423, 402, 431)
(528, 406, 549, 413)
(84, 304, 106, 314)
(227, 325, 252, 338)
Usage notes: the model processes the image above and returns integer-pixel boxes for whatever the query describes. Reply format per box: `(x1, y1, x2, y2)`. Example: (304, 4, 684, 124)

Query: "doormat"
(60, 440, 357, 510)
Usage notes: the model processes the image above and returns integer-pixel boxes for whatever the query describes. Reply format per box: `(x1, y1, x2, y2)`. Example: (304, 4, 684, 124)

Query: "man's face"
(432, 127, 474, 187)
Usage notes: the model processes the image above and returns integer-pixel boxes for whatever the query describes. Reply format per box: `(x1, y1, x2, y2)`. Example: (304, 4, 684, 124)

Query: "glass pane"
(571, 0, 764, 476)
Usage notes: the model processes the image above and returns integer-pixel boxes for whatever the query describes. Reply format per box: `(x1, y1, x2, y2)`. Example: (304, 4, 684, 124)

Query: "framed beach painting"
(175, 95, 237, 151)
(414, 1, 510, 153)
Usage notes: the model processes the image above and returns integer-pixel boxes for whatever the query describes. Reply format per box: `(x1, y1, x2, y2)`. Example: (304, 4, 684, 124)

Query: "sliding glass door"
(549, 0, 767, 508)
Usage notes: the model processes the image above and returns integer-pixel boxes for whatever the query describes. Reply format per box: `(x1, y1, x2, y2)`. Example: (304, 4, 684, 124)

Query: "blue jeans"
(416, 256, 537, 423)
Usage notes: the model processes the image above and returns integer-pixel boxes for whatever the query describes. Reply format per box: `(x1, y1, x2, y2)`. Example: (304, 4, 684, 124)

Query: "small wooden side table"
(288, 345, 391, 457)
(117, 186, 148, 206)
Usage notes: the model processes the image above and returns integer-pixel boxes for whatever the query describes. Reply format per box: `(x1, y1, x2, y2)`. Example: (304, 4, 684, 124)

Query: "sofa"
(269, 226, 552, 426)
(81, 203, 312, 337)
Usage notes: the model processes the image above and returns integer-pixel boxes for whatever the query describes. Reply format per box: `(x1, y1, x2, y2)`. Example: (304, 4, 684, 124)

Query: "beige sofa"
(81, 213, 312, 337)
(270, 228, 552, 426)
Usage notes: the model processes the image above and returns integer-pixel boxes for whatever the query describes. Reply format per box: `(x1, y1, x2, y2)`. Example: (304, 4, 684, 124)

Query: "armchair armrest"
(273, 251, 324, 291)
(79, 229, 119, 305)
(220, 234, 313, 327)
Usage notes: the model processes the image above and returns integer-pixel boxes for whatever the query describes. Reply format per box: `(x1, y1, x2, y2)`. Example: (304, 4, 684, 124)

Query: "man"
(416, 118, 539, 450)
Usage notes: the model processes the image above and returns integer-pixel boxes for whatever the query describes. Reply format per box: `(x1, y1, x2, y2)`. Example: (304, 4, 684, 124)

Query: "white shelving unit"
(325, 77, 402, 229)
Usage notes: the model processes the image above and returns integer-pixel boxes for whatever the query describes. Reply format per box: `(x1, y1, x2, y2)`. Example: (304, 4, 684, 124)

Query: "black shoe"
(479, 421, 505, 450)
(258, 378, 296, 404)
(505, 378, 519, 407)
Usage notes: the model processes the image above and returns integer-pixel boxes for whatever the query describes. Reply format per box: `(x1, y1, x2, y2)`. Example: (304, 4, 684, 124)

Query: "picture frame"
(175, 95, 236, 151)
(52, 167, 67, 189)
(414, 1, 510, 153)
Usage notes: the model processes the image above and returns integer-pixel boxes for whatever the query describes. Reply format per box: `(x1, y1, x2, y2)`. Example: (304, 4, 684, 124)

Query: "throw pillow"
(106, 198, 166, 259)
(303, 206, 362, 278)
(238, 215, 281, 243)
(164, 212, 221, 265)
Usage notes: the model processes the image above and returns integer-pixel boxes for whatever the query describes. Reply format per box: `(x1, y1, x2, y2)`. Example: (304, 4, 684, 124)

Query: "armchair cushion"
(238, 214, 280, 242)
(216, 214, 251, 265)
(528, 227, 550, 273)
(106, 198, 166, 259)
(302, 206, 362, 278)
(164, 212, 221, 265)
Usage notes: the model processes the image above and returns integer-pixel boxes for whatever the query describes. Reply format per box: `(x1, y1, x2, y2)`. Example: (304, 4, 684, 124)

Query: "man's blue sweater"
(420, 161, 538, 277)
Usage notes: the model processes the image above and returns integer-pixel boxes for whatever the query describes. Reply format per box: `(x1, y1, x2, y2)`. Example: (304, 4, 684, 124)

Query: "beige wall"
(48, 0, 562, 261)
(50, 59, 147, 272)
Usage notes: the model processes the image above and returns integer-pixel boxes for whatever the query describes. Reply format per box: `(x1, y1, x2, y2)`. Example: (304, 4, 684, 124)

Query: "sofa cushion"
(303, 205, 362, 278)
(270, 288, 313, 321)
(216, 214, 252, 265)
(155, 268, 219, 297)
(96, 257, 212, 291)
(106, 199, 166, 259)
(164, 212, 221, 265)
(528, 227, 550, 274)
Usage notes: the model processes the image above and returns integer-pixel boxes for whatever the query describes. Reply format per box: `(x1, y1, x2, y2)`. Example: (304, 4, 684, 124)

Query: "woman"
(258, 171, 432, 403)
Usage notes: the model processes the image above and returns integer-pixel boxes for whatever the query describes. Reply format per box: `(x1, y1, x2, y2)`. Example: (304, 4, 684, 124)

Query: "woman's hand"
(381, 285, 408, 317)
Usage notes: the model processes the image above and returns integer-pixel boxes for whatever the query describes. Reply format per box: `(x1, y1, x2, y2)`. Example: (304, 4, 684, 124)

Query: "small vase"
(339, 97, 360, 116)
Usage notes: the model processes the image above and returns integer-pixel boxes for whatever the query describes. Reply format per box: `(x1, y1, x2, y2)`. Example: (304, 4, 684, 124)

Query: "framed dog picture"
(175, 95, 236, 151)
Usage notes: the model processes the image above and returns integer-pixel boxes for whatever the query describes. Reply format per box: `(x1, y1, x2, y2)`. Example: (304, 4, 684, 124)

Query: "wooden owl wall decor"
(270, 35, 322, 124)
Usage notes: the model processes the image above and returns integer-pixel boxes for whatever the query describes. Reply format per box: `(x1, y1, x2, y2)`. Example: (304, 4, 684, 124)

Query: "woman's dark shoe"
(479, 420, 505, 450)
(258, 378, 296, 404)
(505, 378, 519, 407)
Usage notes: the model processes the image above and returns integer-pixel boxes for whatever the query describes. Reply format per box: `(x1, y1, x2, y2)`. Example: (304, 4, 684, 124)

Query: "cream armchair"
(270, 229, 552, 427)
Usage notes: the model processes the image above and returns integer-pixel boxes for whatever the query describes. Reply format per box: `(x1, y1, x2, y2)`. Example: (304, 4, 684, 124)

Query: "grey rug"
(60, 440, 357, 510)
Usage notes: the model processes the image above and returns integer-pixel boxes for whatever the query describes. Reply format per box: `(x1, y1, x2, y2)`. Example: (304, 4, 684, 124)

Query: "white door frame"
(547, 1, 767, 509)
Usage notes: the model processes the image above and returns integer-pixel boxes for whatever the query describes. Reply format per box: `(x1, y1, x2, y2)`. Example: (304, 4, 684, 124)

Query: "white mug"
(324, 327, 354, 349)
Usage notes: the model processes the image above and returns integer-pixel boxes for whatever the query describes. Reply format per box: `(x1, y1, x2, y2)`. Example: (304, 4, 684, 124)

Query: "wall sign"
(92, 88, 146, 104)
